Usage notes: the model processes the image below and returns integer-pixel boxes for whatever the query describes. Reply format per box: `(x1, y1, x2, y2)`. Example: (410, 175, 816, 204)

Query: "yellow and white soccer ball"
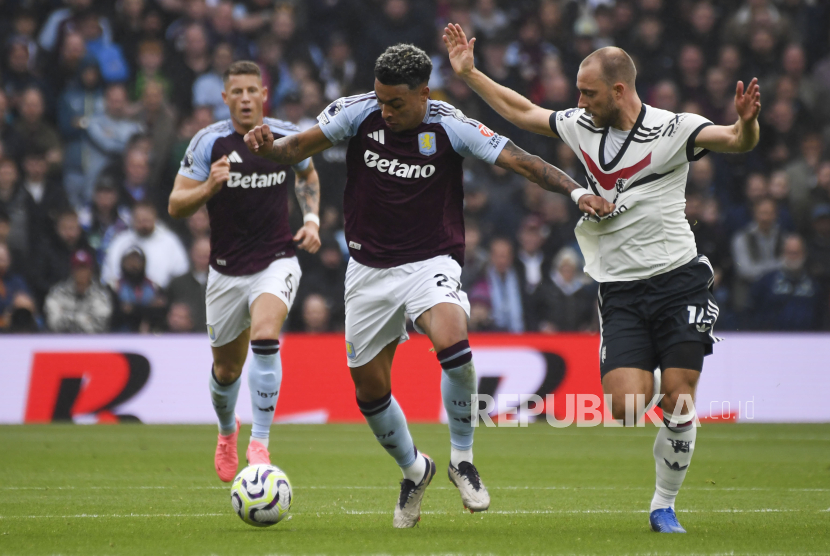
(230, 464, 292, 527)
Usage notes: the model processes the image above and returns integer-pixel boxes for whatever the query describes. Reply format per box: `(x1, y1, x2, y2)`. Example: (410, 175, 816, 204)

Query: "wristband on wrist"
(570, 188, 591, 205)
(303, 213, 320, 227)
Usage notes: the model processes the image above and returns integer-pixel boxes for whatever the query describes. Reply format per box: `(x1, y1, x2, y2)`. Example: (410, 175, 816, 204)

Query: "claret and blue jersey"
(178, 118, 311, 277)
(317, 93, 509, 269)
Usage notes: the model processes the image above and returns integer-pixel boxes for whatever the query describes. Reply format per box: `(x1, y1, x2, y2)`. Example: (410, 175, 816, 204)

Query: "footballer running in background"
(169, 61, 321, 482)
(444, 24, 761, 533)
(243, 44, 613, 528)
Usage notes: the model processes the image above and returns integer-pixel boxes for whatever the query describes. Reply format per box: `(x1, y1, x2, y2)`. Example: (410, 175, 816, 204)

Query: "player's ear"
(419, 84, 430, 103)
(613, 82, 625, 100)
(261, 86, 268, 104)
(222, 89, 228, 106)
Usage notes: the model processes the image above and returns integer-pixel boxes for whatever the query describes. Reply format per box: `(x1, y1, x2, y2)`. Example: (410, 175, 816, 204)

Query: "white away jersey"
(551, 104, 713, 282)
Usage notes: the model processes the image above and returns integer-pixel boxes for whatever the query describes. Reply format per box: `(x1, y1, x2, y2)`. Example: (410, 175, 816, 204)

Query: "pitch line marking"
(0, 508, 818, 519)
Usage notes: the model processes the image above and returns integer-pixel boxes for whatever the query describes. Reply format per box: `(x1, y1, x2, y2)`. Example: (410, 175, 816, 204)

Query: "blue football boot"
(649, 507, 687, 533)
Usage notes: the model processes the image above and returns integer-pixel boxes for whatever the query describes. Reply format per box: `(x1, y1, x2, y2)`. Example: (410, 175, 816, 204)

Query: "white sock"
(651, 416, 696, 512)
(209, 366, 240, 436)
(451, 448, 473, 467)
(250, 437, 269, 449)
(402, 451, 427, 483)
(248, 340, 282, 443)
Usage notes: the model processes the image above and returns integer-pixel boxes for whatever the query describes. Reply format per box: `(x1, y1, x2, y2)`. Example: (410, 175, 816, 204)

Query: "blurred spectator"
(59, 58, 105, 197)
(535, 247, 598, 333)
(192, 42, 234, 121)
(806, 205, 830, 294)
(13, 88, 62, 167)
(256, 35, 297, 111)
(301, 293, 333, 333)
(515, 215, 546, 297)
(470, 0, 509, 41)
(49, 31, 89, 96)
(184, 206, 210, 248)
(751, 234, 823, 331)
(79, 84, 144, 208)
(78, 176, 131, 267)
(168, 23, 211, 115)
(505, 19, 559, 94)
(166, 302, 196, 332)
(167, 236, 209, 332)
(784, 133, 824, 230)
(460, 220, 488, 290)
(0, 243, 32, 330)
(103, 202, 189, 289)
(3, 38, 44, 110)
(21, 148, 69, 232)
(732, 198, 784, 312)
(44, 249, 112, 333)
(110, 246, 167, 333)
(319, 33, 358, 102)
(6, 291, 41, 333)
(79, 11, 130, 84)
(0, 91, 23, 161)
(38, 0, 104, 54)
(131, 39, 170, 101)
(136, 79, 177, 189)
(0, 158, 35, 271)
(207, 1, 251, 60)
(471, 238, 524, 333)
(32, 209, 91, 307)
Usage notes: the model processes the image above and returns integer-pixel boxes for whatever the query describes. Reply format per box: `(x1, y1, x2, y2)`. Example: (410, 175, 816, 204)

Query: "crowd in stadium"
(0, 0, 828, 334)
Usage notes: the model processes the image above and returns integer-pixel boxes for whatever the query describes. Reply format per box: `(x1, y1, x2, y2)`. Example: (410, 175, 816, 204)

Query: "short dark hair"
(223, 60, 261, 83)
(582, 47, 637, 88)
(374, 44, 432, 89)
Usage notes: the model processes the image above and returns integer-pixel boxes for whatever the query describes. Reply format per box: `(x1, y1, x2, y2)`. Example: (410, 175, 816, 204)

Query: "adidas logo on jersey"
(363, 150, 436, 179)
(367, 130, 385, 144)
(227, 171, 287, 188)
(227, 151, 243, 163)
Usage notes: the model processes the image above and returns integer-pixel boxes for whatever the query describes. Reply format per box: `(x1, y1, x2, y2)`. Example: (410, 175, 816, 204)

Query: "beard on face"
(588, 93, 623, 129)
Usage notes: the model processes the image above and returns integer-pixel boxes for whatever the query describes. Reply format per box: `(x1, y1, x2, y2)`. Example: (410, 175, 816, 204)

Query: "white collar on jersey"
(596, 103, 646, 171)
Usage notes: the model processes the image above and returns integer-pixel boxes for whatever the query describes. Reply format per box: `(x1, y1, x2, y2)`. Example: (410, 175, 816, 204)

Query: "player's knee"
(350, 369, 391, 402)
(213, 361, 243, 384)
(660, 388, 695, 416)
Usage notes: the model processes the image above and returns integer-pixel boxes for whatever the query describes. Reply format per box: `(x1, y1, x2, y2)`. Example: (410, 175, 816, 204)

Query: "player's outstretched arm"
(695, 78, 761, 153)
(168, 156, 230, 219)
(443, 23, 556, 138)
(244, 124, 333, 165)
(495, 141, 615, 218)
(292, 160, 321, 254)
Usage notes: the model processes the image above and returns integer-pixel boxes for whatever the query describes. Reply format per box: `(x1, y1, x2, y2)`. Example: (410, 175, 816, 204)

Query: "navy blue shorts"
(597, 255, 719, 377)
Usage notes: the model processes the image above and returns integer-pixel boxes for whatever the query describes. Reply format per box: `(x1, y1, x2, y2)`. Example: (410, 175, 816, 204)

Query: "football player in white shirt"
(444, 24, 760, 533)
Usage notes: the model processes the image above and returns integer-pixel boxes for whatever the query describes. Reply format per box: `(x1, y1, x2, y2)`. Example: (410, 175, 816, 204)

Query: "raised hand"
(443, 23, 476, 76)
(735, 78, 761, 123)
(243, 124, 275, 157)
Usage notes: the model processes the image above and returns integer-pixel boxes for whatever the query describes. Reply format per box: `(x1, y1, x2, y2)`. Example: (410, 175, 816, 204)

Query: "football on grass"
(230, 464, 292, 527)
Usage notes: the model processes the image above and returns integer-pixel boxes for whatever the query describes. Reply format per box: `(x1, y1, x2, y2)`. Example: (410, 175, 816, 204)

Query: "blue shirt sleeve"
(440, 115, 509, 164)
(177, 128, 219, 182)
(316, 94, 379, 145)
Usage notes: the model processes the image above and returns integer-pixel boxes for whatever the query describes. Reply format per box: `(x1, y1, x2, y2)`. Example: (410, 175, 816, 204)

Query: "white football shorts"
(344, 255, 471, 368)
(205, 256, 301, 347)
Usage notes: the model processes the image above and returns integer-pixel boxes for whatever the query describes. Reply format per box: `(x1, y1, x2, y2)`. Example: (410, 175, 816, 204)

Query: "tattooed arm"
(495, 141, 615, 218)
(244, 124, 333, 165)
(292, 160, 322, 254)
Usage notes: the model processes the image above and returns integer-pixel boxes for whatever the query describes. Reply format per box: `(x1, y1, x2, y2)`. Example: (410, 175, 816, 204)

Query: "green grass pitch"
(0, 423, 828, 555)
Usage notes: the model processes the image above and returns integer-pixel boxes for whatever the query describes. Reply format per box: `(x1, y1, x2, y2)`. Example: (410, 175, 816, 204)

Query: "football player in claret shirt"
(445, 23, 761, 533)
(169, 61, 321, 482)
(244, 44, 612, 528)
